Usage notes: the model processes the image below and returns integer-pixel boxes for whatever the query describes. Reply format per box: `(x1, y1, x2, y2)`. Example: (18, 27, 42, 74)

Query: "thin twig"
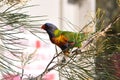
(33, 52, 63, 80)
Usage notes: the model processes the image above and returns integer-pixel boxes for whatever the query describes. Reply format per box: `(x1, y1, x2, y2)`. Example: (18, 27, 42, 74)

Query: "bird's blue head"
(41, 23, 58, 31)
(41, 23, 58, 38)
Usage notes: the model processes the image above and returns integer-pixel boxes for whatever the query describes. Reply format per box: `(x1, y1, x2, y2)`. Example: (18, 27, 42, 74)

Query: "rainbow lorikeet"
(41, 23, 87, 56)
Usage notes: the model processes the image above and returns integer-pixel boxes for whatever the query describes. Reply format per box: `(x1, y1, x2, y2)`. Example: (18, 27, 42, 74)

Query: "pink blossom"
(3, 74, 21, 80)
(35, 40, 41, 48)
(43, 73, 55, 80)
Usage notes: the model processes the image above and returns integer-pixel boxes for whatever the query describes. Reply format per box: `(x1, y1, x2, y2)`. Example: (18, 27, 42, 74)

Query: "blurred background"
(27, 0, 95, 31)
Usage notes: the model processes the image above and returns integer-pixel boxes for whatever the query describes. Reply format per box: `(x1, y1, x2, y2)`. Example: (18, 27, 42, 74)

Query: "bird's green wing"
(62, 31, 87, 47)
(54, 30, 87, 47)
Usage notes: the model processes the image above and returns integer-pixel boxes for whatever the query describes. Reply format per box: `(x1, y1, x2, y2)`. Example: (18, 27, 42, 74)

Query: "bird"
(41, 23, 87, 56)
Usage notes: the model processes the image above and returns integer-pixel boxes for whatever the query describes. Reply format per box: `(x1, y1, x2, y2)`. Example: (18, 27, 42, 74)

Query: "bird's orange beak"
(41, 24, 46, 30)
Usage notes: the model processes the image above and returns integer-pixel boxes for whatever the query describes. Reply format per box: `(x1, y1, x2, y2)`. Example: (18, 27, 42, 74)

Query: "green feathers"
(54, 29, 87, 47)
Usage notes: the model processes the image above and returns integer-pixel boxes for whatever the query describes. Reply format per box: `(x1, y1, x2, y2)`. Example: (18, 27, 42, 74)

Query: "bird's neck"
(46, 29, 56, 38)
(54, 29, 60, 36)
(47, 30, 55, 38)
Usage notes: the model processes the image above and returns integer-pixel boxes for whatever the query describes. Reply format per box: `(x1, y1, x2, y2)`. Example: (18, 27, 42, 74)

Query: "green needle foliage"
(95, 0, 120, 80)
(0, 1, 46, 79)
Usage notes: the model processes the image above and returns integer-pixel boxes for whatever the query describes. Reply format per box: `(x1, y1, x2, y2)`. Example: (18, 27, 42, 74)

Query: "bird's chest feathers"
(51, 35, 68, 46)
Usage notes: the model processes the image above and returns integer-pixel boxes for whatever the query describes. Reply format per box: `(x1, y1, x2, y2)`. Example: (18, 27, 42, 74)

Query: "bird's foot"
(63, 50, 70, 57)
